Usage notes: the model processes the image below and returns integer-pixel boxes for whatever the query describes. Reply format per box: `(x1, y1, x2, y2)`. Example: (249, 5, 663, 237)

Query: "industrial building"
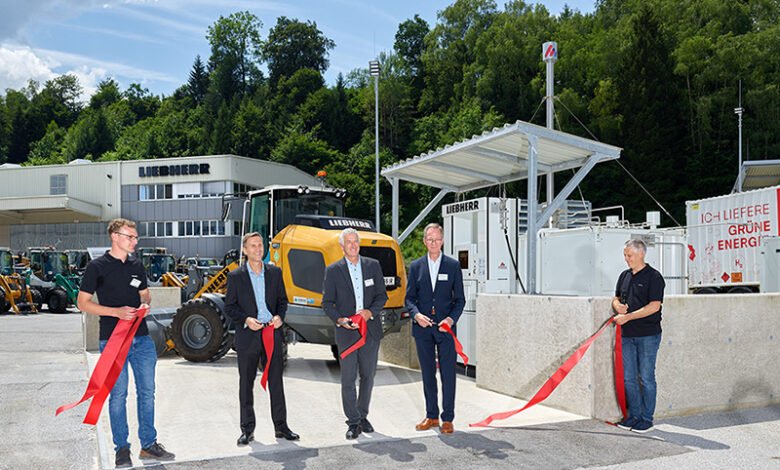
(0, 155, 320, 258)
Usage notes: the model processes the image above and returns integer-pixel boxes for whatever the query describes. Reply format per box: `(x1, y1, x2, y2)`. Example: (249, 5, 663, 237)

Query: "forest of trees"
(1, 0, 778, 251)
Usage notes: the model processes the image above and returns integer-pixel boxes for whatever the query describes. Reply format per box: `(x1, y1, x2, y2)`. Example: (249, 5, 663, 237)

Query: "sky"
(0, 0, 595, 101)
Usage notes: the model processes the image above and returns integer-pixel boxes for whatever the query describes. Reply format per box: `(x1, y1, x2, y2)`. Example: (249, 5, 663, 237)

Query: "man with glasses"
(405, 223, 465, 434)
(77, 218, 174, 468)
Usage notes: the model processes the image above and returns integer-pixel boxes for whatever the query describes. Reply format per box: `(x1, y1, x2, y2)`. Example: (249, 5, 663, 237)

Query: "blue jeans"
(99, 335, 158, 451)
(622, 333, 661, 423)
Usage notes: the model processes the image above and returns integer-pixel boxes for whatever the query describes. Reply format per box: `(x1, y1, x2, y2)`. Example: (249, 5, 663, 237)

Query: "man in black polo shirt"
(77, 218, 174, 468)
(612, 239, 665, 434)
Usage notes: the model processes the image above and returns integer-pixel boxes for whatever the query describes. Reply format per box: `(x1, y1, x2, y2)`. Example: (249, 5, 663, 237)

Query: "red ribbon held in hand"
(56, 306, 149, 425)
(471, 316, 625, 427)
(613, 323, 627, 418)
(440, 322, 469, 366)
(340, 314, 366, 359)
(260, 325, 275, 391)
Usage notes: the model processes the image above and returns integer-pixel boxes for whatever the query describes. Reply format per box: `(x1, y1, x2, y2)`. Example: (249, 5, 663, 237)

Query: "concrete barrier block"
(82, 287, 181, 352)
(379, 320, 419, 370)
(475, 293, 780, 421)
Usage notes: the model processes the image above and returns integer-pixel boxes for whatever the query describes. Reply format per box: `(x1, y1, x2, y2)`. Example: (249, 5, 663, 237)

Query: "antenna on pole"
(734, 80, 744, 193)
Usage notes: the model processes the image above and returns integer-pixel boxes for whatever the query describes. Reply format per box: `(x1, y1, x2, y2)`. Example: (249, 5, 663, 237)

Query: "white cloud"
(0, 45, 56, 91)
(0, 43, 177, 102)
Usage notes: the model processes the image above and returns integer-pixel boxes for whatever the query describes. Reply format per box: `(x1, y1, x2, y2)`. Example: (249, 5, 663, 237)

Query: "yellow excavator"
(161, 185, 408, 362)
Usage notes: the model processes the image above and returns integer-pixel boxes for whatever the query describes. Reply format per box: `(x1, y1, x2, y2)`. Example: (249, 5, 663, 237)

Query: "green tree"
(27, 121, 66, 164)
(206, 11, 264, 99)
(394, 14, 430, 103)
(187, 55, 209, 105)
(270, 128, 340, 175)
(124, 83, 160, 121)
(90, 78, 122, 109)
(419, 0, 498, 113)
(263, 16, 335, 86)
(61, 108, 116, 161)
(5, 88, 32, 163)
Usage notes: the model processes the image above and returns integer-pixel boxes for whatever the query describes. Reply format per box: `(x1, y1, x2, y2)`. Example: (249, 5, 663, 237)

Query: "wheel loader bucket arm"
(193, 261, 239, 298)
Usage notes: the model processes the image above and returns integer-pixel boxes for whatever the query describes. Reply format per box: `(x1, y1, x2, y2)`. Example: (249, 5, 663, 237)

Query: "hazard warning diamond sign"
(721, 272, 730, 282)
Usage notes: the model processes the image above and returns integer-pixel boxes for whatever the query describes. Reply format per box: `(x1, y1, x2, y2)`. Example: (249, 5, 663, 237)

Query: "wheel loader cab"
(0, 249, 13, 276)
(245, 186, 346, 257)
(142, 253, 178, 284)
(41, 252, 69, 283)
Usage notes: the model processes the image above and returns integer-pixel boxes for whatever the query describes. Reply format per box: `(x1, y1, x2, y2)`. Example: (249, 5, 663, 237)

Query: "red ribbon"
(613, 323, 627, 418)
(440, 322, 469, 366)
(260, 325, 275, 391)
(340, 314, 366, 359)
(56, 306, 148, 425)
(471, 317, 625, 427)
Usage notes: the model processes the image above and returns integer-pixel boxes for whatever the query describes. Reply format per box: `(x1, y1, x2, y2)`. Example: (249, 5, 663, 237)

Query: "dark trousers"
(340, 337, 380, 425)
(415, 328, 457, 422)
(237, 327, 287, 434)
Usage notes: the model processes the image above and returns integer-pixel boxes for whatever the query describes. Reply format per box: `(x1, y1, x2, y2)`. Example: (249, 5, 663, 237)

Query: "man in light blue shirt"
(247, 266, 273, 324)
(346, 252, 364, 313)
(322, 228, 388, 440)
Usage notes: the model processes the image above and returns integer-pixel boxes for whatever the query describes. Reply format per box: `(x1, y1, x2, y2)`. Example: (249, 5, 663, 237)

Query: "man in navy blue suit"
(405, 222, 465, 434)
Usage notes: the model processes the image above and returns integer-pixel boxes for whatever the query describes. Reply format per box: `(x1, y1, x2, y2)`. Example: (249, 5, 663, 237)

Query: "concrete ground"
(2, 312, 779, 470)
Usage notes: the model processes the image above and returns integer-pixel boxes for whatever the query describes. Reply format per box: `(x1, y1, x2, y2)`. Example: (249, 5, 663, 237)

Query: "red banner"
(470, 317, 625, 427)
(440, 322, 469, 366)
(56, 306, 148, 425)
(340, 314, 366, 359)
(260, 325, 275, 391)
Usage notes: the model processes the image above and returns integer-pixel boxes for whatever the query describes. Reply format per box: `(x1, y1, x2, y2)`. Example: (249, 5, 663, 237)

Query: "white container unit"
(535, 226, 687, 296)
(760, 237, 780, 293)
(686, 185, 780, 292)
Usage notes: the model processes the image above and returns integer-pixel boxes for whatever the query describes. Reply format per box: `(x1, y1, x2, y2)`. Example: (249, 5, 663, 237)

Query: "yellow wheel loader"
(0, 248, 38, 314)
(161, 185, 408, 362)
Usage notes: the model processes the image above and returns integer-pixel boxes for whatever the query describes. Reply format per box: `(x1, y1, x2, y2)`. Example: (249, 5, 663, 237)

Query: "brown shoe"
(440, 421, 454, 434)
(415, 418, 440, 431)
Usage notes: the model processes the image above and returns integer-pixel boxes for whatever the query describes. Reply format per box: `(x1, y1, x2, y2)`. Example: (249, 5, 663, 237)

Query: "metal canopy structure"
(737, 159, 780, 191)
(381, 119, 622, 293)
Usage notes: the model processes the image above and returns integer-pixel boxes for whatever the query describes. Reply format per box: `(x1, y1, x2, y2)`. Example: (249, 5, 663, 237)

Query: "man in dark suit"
(322, 228, 388, 440)
(225, 232, 299, 446)
(405, 222, 465, 434)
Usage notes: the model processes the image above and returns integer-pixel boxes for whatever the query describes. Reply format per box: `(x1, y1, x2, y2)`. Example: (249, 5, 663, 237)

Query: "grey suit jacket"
(322, 256, 388, 352)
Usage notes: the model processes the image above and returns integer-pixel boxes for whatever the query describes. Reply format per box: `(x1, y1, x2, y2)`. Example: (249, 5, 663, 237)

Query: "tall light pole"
(369, 60, 380, 232)
(735, 80, 744, 193)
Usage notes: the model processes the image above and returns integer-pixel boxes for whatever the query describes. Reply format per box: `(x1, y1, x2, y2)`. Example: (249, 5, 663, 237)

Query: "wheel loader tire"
(171, 298, 231, 362)
(47, 289, 68, 313)
(0, 287, 8, 313)
(30, 288, 43, 312)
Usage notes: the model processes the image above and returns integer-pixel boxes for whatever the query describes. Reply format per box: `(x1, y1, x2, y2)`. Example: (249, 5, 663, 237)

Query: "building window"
(202, 181, 224, 198)
(50, 174, 67, 195)
(139, 184, 173, 201)
(233, 182, 256, 195)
